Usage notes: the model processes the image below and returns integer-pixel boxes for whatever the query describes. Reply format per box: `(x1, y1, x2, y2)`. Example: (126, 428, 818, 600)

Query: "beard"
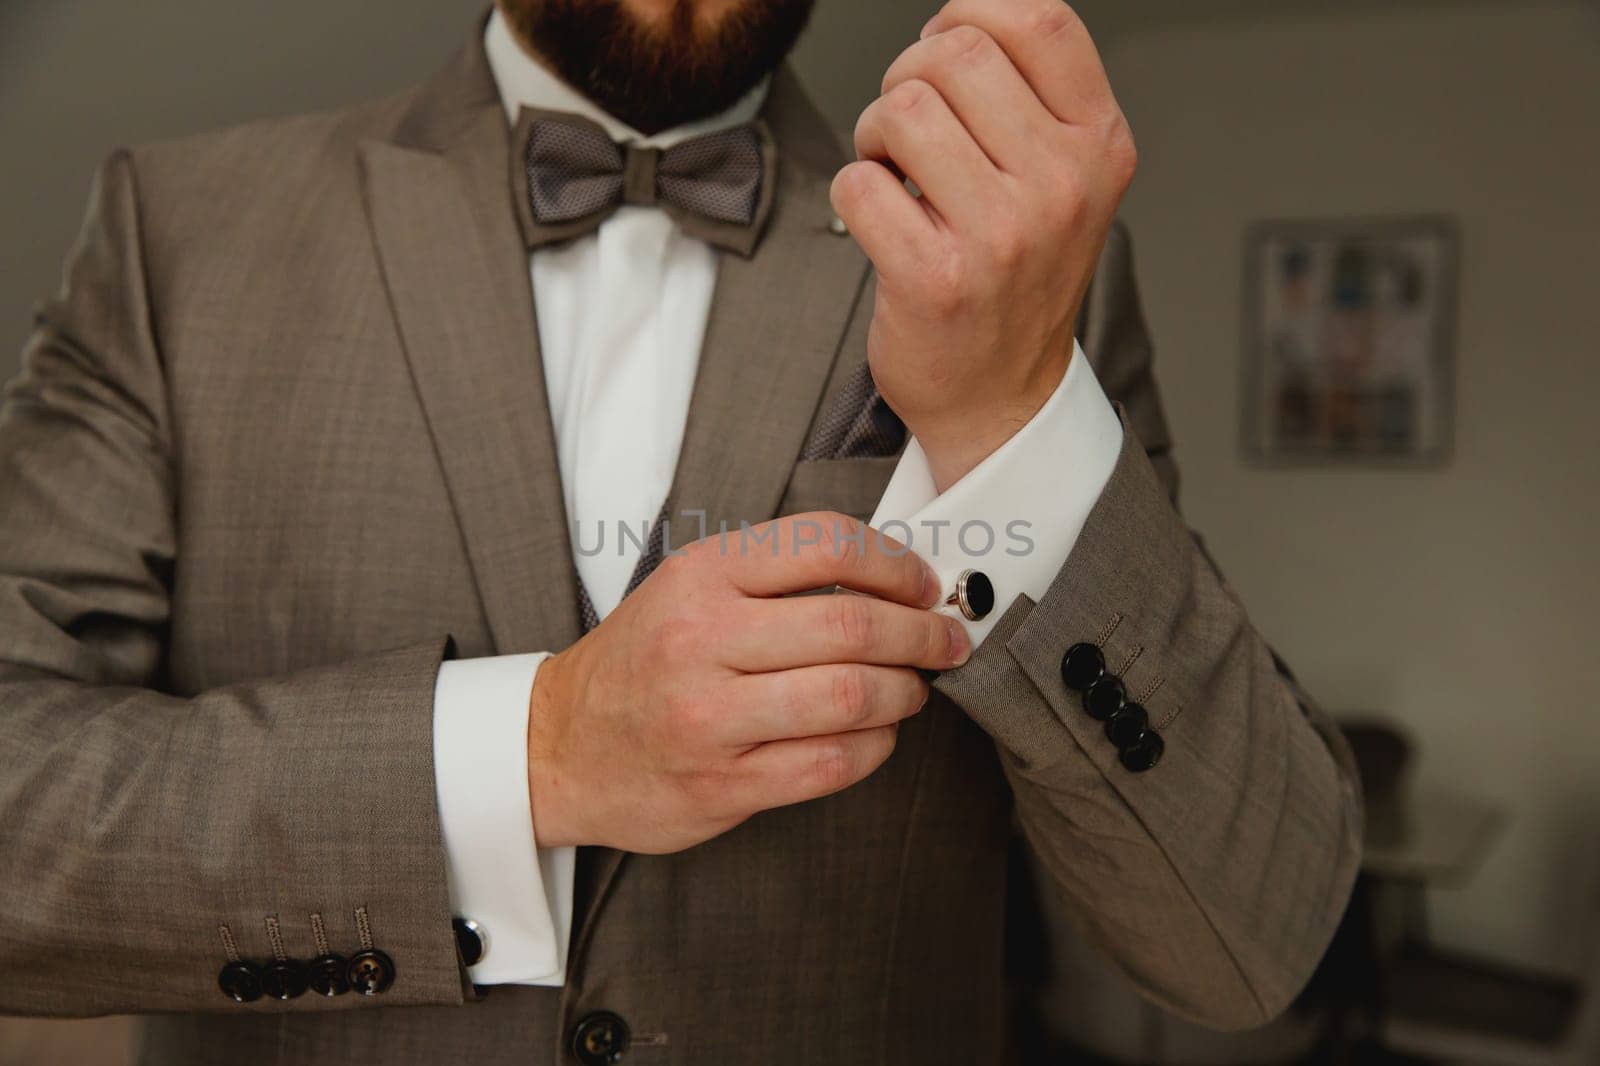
(500, 0, 817, 135)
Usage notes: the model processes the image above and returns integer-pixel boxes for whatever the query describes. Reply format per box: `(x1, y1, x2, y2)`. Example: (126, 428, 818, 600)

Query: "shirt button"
(346, 949, 396, 996)
(217, 961, 263, 1004)
(570, 1010, 631, 1065)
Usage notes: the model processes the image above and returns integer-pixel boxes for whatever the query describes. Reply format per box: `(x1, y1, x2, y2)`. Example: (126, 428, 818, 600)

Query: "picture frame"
(1241, 215, 1460, 465)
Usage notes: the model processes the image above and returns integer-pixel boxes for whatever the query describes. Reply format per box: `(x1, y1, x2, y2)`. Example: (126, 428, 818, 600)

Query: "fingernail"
(922, 564, 943, 609)
(919, 15, 940, 39)
(948, 620, 972, 667)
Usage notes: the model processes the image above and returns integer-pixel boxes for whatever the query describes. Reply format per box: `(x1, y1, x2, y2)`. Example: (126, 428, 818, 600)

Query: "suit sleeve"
(0, 152, 465, 1015)
(931, 223, 1363, 1030)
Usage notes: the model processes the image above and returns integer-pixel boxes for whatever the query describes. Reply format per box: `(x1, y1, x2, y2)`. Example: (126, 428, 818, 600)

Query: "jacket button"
(260, 959, 308, 1000)
(1083, 674, 1125, 721)
(1119, 730, 1165, 773)
(306, 953, 349, 997)
(218, 961, 262, 1004)
(1060, 643, 1105, 692)
(1105, 702, 1149, 749)
(570, 1011, 631, 1065)
(346, 949, 395, 996)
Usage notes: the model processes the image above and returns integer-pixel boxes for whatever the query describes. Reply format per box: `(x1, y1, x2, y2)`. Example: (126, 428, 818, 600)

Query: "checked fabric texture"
(522, 110, 773, 253)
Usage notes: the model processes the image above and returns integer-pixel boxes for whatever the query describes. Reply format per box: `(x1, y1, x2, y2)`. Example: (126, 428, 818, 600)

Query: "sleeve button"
(346, 949, 396, 996)
(307, 953, 349, 997)
(260, 959, 308, 1001)
(1105, 702, 1149, 749)
(218, 961, 263, 1004)
(1060, 643, 1105, 692)
(1118, 730, 1165, 773)
(1082, 674, 1126, 721)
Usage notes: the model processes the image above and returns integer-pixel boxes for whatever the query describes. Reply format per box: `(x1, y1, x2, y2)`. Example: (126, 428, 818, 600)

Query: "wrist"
(526, 650, 583, 849)
(909, 352, 1072, 492)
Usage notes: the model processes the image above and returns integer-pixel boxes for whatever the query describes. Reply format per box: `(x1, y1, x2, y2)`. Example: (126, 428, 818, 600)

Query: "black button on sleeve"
(261, 959, 308, 1001)
(1060, 642, 1105, 692)
(307, 953, 349, 997)
(1119, 730, 1165, 773)
(218, 961, 263, 1004)
(1083, 675, 1125, 721)
(347, 949, 396, 996)
(571, 1011, 631, 1065)
(1105, 703, 1149, 749)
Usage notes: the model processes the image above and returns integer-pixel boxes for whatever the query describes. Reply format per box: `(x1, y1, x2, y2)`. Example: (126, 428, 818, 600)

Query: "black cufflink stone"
(218, 960, 263, 1004)
(1119, 730, 1165, 773)
(1105, 702, 1149, 749)
(1083, 674, 1126, 722)
(347, 949, 396, 996)
(947, 569, 995, 622)
(453, 917, 487, 968)
(261, 959, 308, 1001)
(1060, 643, 1105, 692)
(307, 953, 350, 997)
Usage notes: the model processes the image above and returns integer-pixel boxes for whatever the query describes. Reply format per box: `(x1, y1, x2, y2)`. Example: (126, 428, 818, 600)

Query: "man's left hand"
(831, 0, 1136, 491)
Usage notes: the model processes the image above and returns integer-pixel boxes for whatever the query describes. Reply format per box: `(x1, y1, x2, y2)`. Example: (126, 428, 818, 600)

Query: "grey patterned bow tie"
(512, 107, 778, 258)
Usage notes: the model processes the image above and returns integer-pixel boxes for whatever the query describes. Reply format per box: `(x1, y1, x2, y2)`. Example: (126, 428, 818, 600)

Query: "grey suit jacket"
(0, 28, 1362, 1066)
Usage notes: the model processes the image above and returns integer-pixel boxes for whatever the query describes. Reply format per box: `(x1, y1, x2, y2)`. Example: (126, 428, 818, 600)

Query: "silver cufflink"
(945, 569, 996, 622)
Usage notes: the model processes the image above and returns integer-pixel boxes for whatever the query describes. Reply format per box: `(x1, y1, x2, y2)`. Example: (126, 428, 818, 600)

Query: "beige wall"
(1104, 0, 1600, 973)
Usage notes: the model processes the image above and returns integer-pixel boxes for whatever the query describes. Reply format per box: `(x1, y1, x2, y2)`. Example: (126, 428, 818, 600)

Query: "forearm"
(0, 642, 464, 1016)
(935, 429, 1362, 1028)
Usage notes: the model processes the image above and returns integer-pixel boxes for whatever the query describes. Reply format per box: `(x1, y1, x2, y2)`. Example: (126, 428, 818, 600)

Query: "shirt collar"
(484, 7, 769, 149)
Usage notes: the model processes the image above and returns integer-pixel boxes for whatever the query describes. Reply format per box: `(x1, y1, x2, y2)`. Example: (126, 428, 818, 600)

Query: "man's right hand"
(525, 512, 971, 854)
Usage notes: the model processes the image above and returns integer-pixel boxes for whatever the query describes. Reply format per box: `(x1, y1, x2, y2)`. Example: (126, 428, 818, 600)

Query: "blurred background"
(1, 0, 1596, 1062)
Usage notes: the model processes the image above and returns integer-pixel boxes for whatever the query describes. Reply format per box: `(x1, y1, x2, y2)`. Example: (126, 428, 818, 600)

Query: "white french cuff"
(869, 340, 1124, 647)
(433, 653, 576, 986)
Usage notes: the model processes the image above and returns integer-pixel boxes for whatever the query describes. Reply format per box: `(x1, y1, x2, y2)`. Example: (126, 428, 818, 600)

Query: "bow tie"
(512, 107, 778, 258)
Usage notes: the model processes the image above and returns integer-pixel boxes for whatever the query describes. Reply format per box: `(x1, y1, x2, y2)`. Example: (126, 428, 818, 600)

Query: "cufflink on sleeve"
(453, 917, 487, 968)
(945, 570, 995, 622)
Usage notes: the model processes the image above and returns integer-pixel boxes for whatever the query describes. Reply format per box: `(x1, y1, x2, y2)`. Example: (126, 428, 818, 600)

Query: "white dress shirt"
(431, 9, 1124, 987)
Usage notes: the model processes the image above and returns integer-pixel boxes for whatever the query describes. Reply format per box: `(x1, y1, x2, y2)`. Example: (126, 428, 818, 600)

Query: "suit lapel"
(664, 66, 872, 548)
(572, 65, 871, 953)
(360, 43, 582, 657)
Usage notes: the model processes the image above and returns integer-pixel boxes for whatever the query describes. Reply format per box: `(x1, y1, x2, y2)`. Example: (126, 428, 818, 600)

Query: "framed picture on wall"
(1242, 216, 1459, 465)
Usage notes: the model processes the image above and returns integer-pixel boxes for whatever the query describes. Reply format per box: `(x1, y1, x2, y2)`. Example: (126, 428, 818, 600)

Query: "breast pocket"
(777, 456, 901, 523)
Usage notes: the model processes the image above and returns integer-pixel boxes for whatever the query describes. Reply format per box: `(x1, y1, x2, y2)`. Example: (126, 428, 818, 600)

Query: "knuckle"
(681, 766, 731, 809)
(1108, 118, 1139, 184)
(809, 739, 858, 795)
(944, 24, 993, 63)
(921, 247, 971, 314)
(987, 208, 1029, 267)
(1033, 3, 1081, 43)
(831, 665, 875, 728)
(828, 594, 877, 652)
(650, 615, 702, 665)
(888, 78, 934, 113)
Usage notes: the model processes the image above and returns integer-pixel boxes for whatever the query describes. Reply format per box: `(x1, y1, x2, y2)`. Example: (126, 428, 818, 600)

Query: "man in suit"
(0, 1, 1361, 1063)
